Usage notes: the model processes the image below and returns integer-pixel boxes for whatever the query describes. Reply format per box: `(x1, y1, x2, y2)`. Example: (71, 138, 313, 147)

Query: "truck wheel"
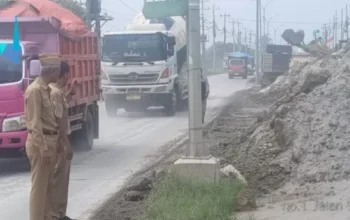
(228, 74, 233, 79)
(78, 110, 94, 151)
(105, 101, 117, 117)
(176, 90, 187, 111)
(165, 91, 177, 116)
(243, 73, 248, 79)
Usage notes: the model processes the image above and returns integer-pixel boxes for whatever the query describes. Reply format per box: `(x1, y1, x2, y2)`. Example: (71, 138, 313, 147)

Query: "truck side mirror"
(167, 48, 174, 57)
(167, 36, 176, 46)
(29, 60, 41, 78)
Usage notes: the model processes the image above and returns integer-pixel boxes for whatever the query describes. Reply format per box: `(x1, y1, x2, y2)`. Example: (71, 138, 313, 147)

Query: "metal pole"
(186, 0, 207, 158)
(255, 0, 260, 85)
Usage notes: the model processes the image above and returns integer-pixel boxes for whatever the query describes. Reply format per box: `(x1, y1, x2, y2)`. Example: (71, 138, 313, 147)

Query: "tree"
(0, 0, 87, 21)
(51, 0, 86, 21)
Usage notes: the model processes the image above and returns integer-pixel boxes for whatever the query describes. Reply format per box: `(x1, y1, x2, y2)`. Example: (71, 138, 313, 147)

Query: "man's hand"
(41, 151, 52, 165)
(65, 147, 73, 160)
(68, 78, 79, 96)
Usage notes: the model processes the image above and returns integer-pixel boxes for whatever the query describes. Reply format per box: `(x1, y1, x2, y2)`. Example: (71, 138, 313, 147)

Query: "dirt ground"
(89, 86, 270, 220)
(91, 49, 350, 220)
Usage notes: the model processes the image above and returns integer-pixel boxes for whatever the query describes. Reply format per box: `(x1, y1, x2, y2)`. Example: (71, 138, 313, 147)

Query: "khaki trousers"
(51, 152, 71, 219)
(26, 134, 58, 220)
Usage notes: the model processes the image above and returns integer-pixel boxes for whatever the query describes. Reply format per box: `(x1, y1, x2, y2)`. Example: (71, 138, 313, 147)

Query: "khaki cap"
(39, 53, 62, 67)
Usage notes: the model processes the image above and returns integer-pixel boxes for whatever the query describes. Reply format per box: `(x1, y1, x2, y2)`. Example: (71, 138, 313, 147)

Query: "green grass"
(145, 174, 244, 220)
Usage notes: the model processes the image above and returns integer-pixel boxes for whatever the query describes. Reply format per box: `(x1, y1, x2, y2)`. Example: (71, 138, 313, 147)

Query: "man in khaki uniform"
(49, 61, 78, 220)
(24, 54, 62, 220)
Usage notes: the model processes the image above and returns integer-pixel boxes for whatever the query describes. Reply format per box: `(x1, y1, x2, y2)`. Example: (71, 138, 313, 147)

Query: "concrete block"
(173, 157, 220, 182)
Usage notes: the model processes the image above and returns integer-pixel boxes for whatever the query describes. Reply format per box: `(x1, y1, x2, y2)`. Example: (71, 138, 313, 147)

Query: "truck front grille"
(109, 73, 159, 84)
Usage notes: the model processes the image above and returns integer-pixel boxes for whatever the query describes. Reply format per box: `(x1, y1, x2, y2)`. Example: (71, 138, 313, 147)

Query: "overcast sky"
(101, 0, 349, 45)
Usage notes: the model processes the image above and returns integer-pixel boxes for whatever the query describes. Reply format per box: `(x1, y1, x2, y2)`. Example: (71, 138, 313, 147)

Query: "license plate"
(126, 94, 141, 100)
(234, 72, 240, 75)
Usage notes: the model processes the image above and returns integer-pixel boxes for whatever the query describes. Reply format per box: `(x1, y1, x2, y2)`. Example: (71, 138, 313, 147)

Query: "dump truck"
(0, 17, 100, 158)
(101, 13, 189, 117)
(262, 44, 292, 86)
(227, 52, 253, 79)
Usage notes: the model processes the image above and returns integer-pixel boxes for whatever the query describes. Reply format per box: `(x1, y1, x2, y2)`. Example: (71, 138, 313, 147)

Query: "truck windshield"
(0, 43, 22, 85)
(102, 34, 166, 63)
(229, 59, 245, 66)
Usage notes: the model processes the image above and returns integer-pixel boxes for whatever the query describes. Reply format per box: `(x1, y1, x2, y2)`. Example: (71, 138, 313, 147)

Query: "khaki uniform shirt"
(24, 77, 58, 156)
(49, 83, 71, 153)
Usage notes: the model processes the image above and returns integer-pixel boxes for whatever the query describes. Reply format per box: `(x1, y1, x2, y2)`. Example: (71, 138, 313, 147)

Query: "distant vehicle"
(227, 52, 253, 79)
(262, 44, 292, 86)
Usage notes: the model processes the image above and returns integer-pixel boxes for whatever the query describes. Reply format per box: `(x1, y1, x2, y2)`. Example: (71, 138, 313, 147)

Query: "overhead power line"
(117, 0, 138, 13)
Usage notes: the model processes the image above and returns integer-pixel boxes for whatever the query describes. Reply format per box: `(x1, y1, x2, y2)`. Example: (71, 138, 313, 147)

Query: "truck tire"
(176, 90, 187, 111)
(228, 74, 233, 79)
(77, 110, 94, 151)
(105, 101, 117, 117)
(165, 91, 177, 116)
(243, 73, 248, 79)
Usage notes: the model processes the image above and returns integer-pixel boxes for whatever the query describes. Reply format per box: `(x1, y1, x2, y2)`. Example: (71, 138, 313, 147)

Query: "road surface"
(0, 74, 249, 220)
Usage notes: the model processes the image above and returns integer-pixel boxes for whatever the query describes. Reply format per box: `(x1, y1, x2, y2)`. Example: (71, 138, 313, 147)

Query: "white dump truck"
(101, 13, 189, 116)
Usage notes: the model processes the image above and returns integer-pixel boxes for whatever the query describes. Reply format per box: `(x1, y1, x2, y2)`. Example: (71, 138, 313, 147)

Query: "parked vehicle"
(262, 44, 292, 86)
(0, 17, 100, 158)
(101, 13, 189, 117)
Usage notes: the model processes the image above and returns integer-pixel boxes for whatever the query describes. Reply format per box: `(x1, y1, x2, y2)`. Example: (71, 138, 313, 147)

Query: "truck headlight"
(2, 115, 26, 132)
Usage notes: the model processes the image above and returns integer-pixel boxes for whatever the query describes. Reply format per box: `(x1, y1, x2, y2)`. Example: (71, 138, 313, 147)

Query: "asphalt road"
(0, 73, 250, 220)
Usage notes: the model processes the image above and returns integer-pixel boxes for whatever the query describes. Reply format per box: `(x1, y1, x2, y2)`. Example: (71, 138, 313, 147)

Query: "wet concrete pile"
(208, 44, 350, 197)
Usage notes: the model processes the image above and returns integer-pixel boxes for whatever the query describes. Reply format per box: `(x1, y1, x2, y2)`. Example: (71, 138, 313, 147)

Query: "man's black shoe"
(59, 216, 76, 220)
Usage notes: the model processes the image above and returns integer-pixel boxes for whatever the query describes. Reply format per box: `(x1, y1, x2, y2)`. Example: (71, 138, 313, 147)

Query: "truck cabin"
(102, 31, 176, 65)
(227, 56, 248, 73)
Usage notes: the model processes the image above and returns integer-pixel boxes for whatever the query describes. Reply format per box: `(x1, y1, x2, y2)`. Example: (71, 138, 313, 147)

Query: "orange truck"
(0, 14, 100, 158)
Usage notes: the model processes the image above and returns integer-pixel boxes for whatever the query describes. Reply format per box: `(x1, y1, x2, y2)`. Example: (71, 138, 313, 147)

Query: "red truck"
(226, 52, 253, 79)
(0, 17, 100, 158)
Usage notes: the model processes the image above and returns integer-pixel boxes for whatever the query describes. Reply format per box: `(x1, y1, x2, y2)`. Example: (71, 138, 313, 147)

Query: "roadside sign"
(142, 0, 188, 19)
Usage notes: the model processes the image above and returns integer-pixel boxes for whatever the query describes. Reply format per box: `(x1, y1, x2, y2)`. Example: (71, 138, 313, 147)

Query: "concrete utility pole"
(86, 0, 113, 73)
(255, 0, 261, 85)
(174, 0, 220, 182)
(323, 24, 328, 42)
(333, 13, 336, 49)
(249, 30, 253, 53)
(200, 0, 206, 62)
(347, 4, 349, 40)
(221, 13, 230, 54)
(212, 5, 218, 74)
(244, 28, 248, 53)
(237, 21, 242, 52)
(231, 19, 236, 52)
(335, 10, 338, 47)
(341, 8, 344, 40)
